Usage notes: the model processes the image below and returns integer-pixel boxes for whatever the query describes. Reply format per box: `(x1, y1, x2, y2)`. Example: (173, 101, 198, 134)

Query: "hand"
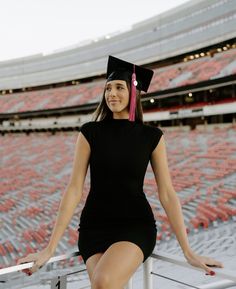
(17, 247, 53, 276)
(184, 249, 224, 275)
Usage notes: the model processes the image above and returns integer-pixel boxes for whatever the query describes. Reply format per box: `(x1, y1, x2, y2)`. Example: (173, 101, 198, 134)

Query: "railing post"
(143, 257, 153, 289)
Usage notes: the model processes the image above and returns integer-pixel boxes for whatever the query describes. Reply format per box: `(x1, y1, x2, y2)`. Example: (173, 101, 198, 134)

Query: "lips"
(109, 101, 119, 104)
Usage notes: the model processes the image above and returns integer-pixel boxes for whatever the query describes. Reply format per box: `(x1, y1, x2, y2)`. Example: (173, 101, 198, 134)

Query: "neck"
(112, 113, 129, 120)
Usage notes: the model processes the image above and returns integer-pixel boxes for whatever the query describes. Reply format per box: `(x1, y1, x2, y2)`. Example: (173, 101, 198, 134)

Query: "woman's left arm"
(150, 135, 223, 274)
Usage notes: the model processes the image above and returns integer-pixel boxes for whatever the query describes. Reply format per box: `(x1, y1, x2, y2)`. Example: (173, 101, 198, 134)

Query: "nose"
(108, 88, 116, 97)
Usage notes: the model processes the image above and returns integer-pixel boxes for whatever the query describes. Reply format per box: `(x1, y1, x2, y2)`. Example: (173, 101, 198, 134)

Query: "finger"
(18, 260, 30, 266)
(17, 256, 34, 265)
(22, 269, 32, 275)
(31, 265, 37, 273)
(206, 260, 224, 268)
(219, 262, 224, 268)
(188, 257, 211, 274)
(17, 261, 31, 272)
(198, 261, 213, 274)
(207, 263, 223, 268)
(16, 257, 34, 274)
(17, 259, 26, 265)
(205, 271, 216, 276)
(18, 260, 34, 273)
(25, 270, 32, 276)
(204, 264, 216, 275)
(31, 263, 42, 273)
(204, 259, 224, 268)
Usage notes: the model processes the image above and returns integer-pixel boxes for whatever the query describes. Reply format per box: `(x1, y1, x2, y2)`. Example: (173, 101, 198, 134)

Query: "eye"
(105, 86, 111, 91)
(117, 86, 124, 90)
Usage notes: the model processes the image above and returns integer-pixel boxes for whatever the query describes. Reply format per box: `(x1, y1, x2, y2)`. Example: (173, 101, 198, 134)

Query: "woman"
(18, 55, 223, 288)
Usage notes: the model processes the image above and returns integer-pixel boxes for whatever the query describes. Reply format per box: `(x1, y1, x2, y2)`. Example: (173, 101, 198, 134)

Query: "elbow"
(158, 188, 178, 205)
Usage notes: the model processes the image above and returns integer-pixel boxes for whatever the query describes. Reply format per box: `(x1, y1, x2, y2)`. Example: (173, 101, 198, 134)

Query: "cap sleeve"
(80, 122, 93, 147)
(150, 126, 164, 153)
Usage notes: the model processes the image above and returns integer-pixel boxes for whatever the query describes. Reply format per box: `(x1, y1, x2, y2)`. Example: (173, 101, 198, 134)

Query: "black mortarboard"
(106, 55, 154, 92)
(106, 55, 154, 121)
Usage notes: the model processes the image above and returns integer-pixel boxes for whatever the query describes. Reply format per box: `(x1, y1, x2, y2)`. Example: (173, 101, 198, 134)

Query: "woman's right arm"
(47, 131, 90, 254)
(17, 131, 90, 273)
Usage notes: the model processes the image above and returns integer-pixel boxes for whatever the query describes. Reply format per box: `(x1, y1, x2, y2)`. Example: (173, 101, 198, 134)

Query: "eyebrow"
(106, 82, 126, 87)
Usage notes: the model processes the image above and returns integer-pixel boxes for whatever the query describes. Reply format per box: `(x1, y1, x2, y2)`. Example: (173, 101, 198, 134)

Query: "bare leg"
(91, 241, 144, 289)
(86, 252, 104, 281)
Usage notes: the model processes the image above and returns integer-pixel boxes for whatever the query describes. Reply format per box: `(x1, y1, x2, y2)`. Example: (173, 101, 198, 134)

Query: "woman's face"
(104, 80, 130, 117)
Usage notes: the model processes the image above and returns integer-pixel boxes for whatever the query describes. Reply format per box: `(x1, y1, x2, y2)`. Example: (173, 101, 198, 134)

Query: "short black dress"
(77, 118, 163, 264)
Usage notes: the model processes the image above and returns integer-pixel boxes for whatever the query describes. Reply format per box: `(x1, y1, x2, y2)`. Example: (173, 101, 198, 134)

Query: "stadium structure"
(0, 0, 236, 288)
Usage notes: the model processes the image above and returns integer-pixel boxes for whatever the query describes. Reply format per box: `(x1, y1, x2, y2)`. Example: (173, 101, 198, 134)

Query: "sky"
(0, 0, 190, 62)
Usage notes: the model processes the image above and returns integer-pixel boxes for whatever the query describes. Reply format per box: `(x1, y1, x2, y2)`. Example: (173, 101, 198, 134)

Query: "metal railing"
(0, 251, 236, 289)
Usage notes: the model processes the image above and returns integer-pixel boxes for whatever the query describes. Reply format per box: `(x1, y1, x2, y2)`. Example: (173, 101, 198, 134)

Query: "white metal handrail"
(0, 251, 235, 289)
(0, 251, 79, 276)
(151, 252, 236, 283)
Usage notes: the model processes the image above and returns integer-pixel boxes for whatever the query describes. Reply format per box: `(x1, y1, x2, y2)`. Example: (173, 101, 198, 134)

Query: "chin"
(109, 107, 121, 112)
(107, 104, 128, 114)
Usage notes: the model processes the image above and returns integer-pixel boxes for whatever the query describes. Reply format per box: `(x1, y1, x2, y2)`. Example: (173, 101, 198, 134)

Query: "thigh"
(92, 241, 144, 288)
(86, 252, 104, 281)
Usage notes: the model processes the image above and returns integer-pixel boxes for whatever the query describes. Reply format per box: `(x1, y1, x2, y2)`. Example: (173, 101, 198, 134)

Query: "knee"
(91, 272, 112, 289)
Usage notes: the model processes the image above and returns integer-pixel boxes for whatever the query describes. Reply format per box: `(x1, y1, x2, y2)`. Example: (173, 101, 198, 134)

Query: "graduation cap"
(106, 55, 154, 121)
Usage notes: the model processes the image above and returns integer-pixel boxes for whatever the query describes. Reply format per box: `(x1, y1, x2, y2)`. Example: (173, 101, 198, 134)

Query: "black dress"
(77, 118, 163, 264)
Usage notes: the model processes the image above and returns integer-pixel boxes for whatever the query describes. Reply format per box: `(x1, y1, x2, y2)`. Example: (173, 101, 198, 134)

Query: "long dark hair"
(91, 80, 144, 123)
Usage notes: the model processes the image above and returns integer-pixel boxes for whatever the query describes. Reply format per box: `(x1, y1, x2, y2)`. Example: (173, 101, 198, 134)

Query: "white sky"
(0, 0, 190, 62)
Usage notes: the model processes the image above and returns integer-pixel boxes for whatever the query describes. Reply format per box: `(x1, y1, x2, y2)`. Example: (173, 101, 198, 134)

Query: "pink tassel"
(129, 65, 137, 121)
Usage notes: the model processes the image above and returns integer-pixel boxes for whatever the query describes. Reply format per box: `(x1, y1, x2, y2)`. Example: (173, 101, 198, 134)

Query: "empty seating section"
(150, 48, 236, 91)
(0, 48, 236, 114)
(0, 80, 104, 114)
(144, 125, 236, 239)
(0, 125, 235, 269)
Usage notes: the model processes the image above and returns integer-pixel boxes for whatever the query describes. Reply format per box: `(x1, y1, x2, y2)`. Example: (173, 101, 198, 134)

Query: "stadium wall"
(0, 0, 235, 90)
